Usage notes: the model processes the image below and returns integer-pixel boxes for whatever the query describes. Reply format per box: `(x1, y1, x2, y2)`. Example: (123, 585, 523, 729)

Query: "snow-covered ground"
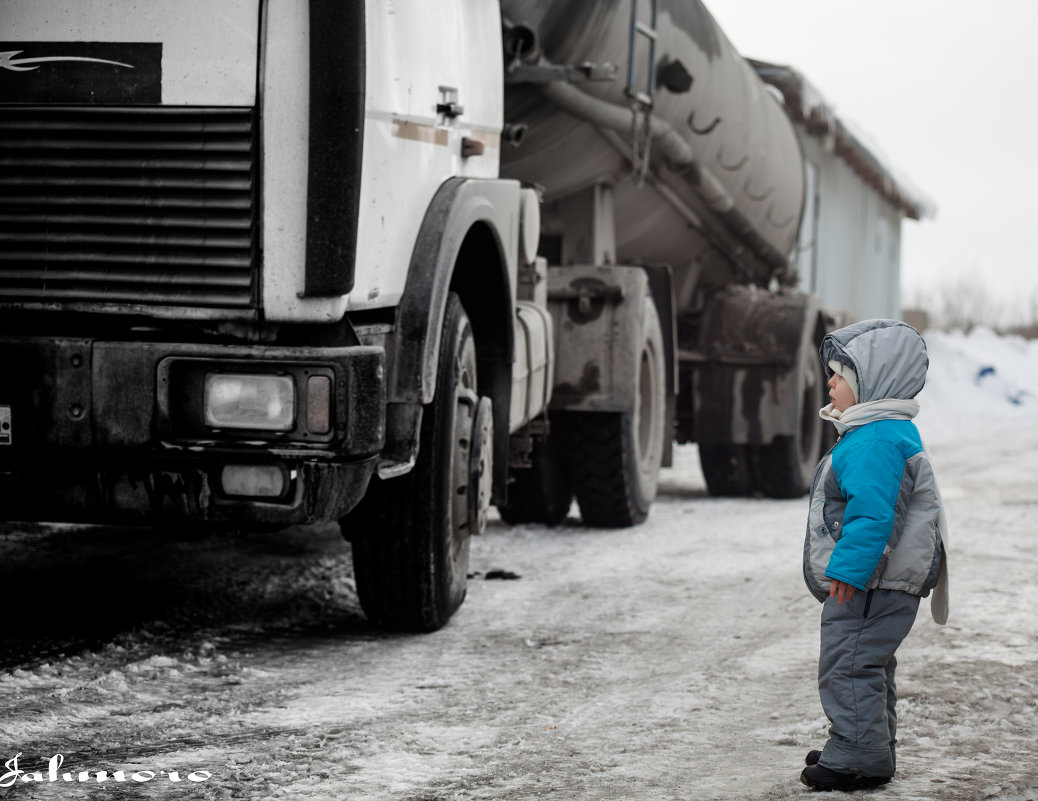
(0, 328, 1035, 800)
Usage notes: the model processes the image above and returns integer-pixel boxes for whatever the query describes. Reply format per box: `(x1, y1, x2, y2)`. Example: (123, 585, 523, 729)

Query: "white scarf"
(818, 398, 920, 436)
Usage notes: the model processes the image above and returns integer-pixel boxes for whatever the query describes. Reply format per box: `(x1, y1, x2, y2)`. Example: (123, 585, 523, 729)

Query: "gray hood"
(820, 319, 928, 403)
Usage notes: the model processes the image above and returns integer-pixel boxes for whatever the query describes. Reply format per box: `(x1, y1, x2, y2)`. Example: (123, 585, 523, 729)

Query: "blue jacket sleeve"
(826, 435, 906, 590)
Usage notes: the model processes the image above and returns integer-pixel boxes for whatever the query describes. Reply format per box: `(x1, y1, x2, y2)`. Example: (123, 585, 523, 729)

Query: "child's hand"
(829, 580, 856, 604)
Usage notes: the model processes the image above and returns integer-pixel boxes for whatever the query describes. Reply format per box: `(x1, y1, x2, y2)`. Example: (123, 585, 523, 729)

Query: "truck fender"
(382, 177, 519, 481)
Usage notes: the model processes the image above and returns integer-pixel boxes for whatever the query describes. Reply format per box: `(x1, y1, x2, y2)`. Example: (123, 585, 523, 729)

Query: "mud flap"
(692, 286, 825, 497)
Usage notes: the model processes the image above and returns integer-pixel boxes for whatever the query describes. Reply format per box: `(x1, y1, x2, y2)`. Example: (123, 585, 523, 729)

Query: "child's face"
(828, 372, 857, 412)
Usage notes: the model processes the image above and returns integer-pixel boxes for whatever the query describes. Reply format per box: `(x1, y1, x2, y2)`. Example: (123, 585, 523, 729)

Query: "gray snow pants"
(817, 588, 920, 778)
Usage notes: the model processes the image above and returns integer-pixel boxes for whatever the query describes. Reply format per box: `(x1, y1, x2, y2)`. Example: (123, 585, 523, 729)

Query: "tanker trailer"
(498, 0, 831, 502)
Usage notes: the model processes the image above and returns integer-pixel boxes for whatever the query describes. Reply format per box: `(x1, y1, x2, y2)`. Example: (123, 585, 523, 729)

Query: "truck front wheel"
(567, 297, 666, 527)
(346, 293, 481, 631)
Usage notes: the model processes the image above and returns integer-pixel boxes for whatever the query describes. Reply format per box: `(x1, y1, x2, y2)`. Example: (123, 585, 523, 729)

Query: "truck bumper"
(0, 336, 385, 526)
(0, 452, 378, 527)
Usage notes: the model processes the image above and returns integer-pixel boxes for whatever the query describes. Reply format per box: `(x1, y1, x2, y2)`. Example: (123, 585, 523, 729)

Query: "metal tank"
(499, 0, 805, 304)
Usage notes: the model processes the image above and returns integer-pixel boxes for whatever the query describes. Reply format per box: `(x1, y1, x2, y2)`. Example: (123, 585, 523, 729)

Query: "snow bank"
(915, 327, 1038, 446)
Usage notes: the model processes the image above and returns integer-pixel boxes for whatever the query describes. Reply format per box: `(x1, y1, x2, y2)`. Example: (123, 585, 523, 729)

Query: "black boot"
(800, 764, 891, 791)
(805, 750, 822, 766)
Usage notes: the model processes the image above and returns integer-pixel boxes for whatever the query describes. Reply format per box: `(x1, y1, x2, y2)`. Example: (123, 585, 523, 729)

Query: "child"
(801, 319, 949, 792)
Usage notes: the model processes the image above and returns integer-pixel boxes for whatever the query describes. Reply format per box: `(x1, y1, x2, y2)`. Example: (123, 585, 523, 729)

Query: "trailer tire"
(497, 423, 573, 526)
(568, 297, 665, 528)
(698, 443, 754, 497)
(346, 293, 480, 631)
(751, 346, 826, 498)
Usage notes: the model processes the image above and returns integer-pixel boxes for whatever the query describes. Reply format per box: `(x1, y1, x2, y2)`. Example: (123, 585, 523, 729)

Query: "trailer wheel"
(568, 297, 665, 527)
(752, 347, 826, 498)
(698, 444, 754, 496)
(346, 294, 481, 631)
(496, 422, 573, 526)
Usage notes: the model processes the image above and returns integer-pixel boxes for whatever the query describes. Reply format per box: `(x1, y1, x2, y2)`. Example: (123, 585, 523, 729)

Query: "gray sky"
(707, 0, 1038, 324)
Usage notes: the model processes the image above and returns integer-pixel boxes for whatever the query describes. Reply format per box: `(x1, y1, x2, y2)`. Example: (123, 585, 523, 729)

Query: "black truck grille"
(0, 106, 258, 310)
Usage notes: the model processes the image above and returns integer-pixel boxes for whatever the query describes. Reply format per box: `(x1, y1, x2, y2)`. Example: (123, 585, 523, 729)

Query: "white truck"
(0, 0, 918, 630)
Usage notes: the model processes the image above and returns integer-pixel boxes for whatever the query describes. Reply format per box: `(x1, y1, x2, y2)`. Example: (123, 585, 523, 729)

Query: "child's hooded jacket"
(803, 319, 949, 624)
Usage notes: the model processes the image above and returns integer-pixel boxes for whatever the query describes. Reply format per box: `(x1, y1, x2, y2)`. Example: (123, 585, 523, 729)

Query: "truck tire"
(568, 297, 665, 527)
(347, 293, 480, 631)
(698, 443, 754, 496)
(496, 422, 573, 526)
(751, 346, 826, 498)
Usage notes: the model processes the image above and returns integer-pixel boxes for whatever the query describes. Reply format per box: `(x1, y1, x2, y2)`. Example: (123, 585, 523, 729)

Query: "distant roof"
(749, 59, 937, 221)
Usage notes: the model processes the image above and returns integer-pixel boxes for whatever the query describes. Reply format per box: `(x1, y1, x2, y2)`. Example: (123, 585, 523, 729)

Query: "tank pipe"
(599, 127, 757, 285)
(541, 78, 693, 167)
(539, 77, 789, 273)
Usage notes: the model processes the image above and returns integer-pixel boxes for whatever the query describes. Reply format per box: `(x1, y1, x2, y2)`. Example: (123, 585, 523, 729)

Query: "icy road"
(1, 329, 1037, 801)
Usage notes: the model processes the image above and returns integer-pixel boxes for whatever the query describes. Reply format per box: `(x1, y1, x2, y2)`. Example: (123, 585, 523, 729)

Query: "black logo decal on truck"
(0, 42, 161, 103)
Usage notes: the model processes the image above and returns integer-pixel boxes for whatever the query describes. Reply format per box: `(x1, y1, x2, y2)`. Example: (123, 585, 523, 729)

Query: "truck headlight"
(204, 373, 295, 431)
